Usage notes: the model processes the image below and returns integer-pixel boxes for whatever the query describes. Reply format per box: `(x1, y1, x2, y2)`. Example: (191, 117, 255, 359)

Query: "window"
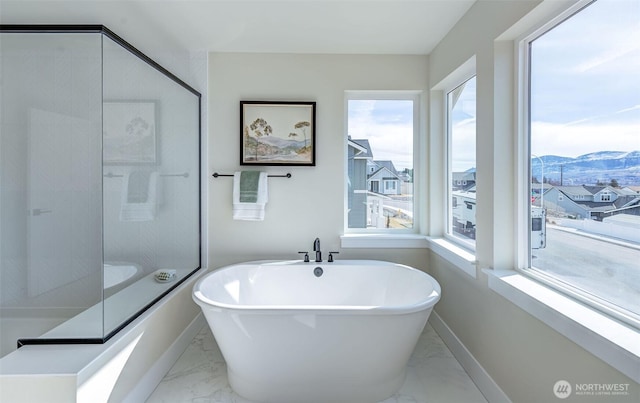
(384, 180, 397, 192)
(447, 76, 477, 245)
(346, 92, 418, 232)
(526, 0, 640, 325)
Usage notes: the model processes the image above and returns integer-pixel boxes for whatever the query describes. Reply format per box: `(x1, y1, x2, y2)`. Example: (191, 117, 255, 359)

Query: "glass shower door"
(0, 26, 201, 356)
(0, 32, 104, 355)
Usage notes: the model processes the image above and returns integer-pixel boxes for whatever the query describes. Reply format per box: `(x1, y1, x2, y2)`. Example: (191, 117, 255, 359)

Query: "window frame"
(343, 90, 422, 237)
(516, 0, 640, 329)
(425, 56, 477, 277)
(445, 75, 478, 251)
(426, 0, 639, 382)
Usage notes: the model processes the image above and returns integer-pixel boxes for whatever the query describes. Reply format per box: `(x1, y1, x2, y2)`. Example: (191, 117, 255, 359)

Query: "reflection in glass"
(0, 27, 201, 357)
(447, 76, 477, 245)
(102, 35, 200, 335)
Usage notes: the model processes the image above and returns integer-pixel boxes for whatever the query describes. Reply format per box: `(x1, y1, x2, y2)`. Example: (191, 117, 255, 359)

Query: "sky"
(348, 99, 414, 171)
(450, 76, 476, 172)
(243, 103, 313, 140)
(349, 0, 639, 172)
(530, 0, 640, 158)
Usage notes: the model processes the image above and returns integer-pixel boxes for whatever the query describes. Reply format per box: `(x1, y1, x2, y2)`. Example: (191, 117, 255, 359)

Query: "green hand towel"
(127, 170, 152, 203)
(239, 171, 260, 203)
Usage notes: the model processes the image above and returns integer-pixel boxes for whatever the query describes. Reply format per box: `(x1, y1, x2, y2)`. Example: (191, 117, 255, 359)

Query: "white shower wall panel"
(0, 33, 103, 306)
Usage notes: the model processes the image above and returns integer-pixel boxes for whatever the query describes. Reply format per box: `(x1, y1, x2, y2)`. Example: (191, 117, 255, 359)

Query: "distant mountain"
(259, 135, 307, 149)
(243, 134, 310, 162)
(532, 151, 640, 186)
(536, 155, 574, 165)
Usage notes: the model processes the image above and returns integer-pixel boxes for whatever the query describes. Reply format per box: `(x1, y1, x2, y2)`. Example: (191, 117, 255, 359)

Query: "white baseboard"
(123, 313, 206, 403)
(429, 311, 511, 403)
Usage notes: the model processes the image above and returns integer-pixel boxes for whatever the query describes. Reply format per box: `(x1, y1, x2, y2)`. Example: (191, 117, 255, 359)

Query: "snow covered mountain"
(532, 151, 640, 185)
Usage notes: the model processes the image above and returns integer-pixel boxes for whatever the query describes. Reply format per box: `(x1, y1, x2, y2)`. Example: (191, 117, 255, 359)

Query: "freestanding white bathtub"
(104, 262, 140, 290)
(192, 260, 441, 403)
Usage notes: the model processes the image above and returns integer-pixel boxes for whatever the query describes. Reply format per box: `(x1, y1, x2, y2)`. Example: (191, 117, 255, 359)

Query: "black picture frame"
(103, 100, 158, 165)
(240, 101, 316, 166)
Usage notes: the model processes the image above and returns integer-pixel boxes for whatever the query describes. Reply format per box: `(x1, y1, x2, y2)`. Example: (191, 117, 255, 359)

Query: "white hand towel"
(120, 170, 158, 221)
(233, 171, 268, 220)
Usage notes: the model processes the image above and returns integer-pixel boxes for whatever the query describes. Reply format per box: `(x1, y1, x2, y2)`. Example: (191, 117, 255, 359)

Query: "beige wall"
(429, 253, 636, 403)
(427, 1, 638, 402)
(207, 2, 638, 403)
(208, 52, 429, 269)
(1, 2, 636, 402)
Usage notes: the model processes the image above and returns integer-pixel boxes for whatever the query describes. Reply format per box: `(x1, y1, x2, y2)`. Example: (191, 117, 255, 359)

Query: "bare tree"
(294, 121, 311, 148)
(248, 118, 272, 160)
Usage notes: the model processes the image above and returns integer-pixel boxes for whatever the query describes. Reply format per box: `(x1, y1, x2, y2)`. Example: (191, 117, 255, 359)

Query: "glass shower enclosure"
(0, 25, 201, 357)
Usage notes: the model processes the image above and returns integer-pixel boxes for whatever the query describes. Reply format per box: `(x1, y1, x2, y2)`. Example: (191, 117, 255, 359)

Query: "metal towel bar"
(212, 172, 291, 178)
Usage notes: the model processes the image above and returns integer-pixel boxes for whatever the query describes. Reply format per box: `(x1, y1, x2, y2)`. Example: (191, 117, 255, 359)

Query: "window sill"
(486, 269, 640, 383)
(426, 237, 477, 278)
(340, 233, 429, 249)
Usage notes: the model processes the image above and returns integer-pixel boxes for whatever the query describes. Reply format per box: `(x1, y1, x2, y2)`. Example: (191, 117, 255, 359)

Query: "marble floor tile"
(146, 322, 487, 403)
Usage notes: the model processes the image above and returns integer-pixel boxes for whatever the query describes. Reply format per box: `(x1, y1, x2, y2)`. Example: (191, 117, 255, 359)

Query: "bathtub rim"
(103, 261, 142, 290)
(193, 259, 441, 315)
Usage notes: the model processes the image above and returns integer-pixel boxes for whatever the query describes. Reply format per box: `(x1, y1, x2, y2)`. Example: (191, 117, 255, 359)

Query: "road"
(384, 196, 413, 215)
(379, 195, 640, 316)
(533, 226, 640, 315)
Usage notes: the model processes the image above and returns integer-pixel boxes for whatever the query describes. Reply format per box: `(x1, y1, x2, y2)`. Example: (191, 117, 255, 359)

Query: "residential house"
(452, 170, 476, 191)
(544, 185, 640, 220)
(347, 138, 372, 228)
(367, 160, 402, 195)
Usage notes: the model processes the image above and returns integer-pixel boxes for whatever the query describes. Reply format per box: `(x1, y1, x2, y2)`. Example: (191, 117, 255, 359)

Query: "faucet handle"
(298, 251, 310, 262)
(328, 251, 340, 262)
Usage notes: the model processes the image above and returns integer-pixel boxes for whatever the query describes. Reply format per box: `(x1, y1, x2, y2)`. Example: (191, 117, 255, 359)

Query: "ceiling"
(0, 0, 476, 55)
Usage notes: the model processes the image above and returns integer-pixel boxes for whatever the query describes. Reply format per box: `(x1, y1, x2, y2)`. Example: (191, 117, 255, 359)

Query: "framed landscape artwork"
(240, 101, 316, 166)
(103, 100, 158, 165)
